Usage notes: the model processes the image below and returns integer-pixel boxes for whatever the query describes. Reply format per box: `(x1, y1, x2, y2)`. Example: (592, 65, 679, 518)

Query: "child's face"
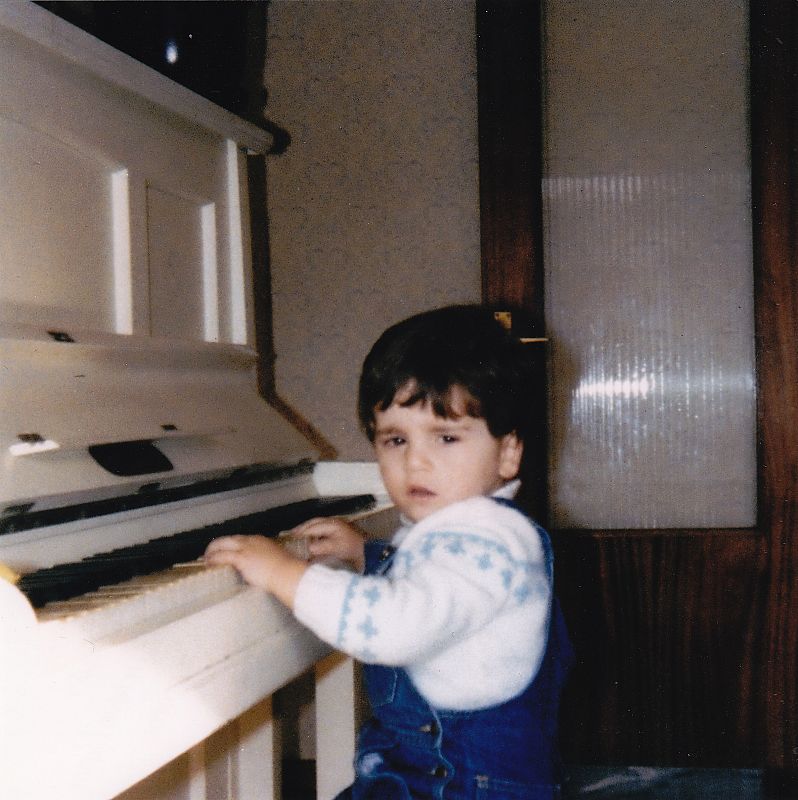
(372, 384, 523, 522)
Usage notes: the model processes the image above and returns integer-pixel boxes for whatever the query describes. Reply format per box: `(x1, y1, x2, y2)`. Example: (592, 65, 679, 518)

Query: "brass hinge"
(493, 310, 547, 343)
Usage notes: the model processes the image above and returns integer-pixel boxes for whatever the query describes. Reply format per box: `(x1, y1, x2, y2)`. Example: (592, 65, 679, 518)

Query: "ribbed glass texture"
(542, 2, 756, 528)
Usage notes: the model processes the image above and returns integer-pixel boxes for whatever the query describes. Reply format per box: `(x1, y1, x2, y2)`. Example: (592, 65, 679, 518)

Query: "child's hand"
(204, 534, 307, 608)
(288, 517, 366, 572)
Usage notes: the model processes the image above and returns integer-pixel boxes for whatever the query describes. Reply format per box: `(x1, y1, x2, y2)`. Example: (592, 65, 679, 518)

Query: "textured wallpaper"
(264, 0, 480, 460)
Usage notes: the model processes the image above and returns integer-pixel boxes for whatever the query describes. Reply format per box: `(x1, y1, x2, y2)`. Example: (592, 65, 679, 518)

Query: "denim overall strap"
(363, 540, 397, 576)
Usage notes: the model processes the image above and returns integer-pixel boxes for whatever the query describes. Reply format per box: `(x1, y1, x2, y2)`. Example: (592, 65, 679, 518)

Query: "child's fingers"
(204, 534, 269, 563)
(204, 548, 235, 567)
(204, 534, 247, 556)
(290, 517, 339, 537)
(279, 518, 364, 565)
(281, 529, 331, 560)
(289, 516, 320, 535)
(279, 532, 310, 560)
(291, 517, 363, 541)
(306, 536, 338, 558)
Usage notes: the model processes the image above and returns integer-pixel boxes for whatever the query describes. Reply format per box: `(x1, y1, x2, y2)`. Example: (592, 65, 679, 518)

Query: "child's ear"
(498, 432, 524, 480)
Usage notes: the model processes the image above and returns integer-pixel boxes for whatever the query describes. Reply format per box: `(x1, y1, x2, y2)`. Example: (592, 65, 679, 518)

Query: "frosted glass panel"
(542, 1, 755, 528)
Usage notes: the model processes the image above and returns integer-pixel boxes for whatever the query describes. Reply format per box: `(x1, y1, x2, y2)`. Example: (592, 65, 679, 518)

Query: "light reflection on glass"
(574, 374, 653, 400)
(543, 172, 756, 529)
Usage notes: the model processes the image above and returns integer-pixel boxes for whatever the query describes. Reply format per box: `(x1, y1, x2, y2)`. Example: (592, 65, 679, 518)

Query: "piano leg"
(113, 696, 281, 800)
(234, 697, 281, 799)
(112, 656, 359, 800)
(187, 744, 207, 799)
(315, 653, 361, 800)
(206, 658, 357, 800)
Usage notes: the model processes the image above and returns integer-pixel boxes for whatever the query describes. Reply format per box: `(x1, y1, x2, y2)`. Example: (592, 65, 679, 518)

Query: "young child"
(205, 305, 572, 800)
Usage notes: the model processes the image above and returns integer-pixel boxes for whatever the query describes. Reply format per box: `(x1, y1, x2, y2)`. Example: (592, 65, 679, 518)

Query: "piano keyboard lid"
(0, 5, 320, 524)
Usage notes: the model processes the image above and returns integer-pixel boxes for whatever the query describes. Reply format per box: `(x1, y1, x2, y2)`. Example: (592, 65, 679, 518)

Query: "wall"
(262, 0, 479, 759)
(264, 0, 480, 460)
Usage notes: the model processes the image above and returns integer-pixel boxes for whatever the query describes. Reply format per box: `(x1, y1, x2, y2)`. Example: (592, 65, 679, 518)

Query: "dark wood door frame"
(476, 0, 544, 335)
(750, 0, 798, 782)
(476, 0, 797, 780)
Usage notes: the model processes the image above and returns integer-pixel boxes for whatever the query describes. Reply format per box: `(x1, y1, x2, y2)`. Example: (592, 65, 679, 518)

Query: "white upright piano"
(0, 5, 393, 799)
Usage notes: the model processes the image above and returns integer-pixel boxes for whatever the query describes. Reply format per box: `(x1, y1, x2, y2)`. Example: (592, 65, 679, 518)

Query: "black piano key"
(17, 493, 376, 609)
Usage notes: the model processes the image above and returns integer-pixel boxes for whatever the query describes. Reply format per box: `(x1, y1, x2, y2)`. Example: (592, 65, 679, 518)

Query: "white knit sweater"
(293, 484, 552, 711)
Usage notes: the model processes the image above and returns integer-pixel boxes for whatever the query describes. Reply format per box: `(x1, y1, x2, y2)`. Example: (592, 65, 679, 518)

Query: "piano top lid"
(0, 3, 276, 155)
(0, 6, 321, 514)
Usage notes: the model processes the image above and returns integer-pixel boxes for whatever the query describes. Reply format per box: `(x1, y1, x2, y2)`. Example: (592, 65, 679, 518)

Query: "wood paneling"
(476, 0, 548, 524)
(553, 530, 768, 766)
(476, 0, 543, 335)
(751, 0, 798, 779)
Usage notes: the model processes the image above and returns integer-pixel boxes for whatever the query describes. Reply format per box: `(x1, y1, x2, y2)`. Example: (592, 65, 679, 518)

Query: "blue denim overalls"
(335, 499, 573, 800)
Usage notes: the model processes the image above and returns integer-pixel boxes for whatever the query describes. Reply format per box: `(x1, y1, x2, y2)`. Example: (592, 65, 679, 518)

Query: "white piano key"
(36, 562, 245, 643)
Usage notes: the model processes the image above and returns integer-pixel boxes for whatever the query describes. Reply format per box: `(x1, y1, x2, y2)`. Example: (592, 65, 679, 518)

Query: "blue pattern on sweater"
(334, 528, 548, 656)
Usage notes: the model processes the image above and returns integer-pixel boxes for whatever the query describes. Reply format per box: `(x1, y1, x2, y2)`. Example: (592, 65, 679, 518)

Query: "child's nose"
(405, 442, 431, 469)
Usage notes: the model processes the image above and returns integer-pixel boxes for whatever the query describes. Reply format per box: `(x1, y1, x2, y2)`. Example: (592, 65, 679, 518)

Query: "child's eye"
(440, 434, 459, 444)
(380, 436, 405, 447)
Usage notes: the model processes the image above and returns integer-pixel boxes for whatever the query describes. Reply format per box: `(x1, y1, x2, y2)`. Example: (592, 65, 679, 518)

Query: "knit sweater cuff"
(293, 563, 354, 648)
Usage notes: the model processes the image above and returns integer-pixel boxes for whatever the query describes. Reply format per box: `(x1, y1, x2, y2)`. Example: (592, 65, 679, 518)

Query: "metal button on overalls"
(418, 722, 437, 735)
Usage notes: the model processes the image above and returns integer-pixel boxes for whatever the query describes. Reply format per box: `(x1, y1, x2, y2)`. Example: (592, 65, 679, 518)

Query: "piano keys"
(17, 492, 376, 608)
(0, 5, 395, 799)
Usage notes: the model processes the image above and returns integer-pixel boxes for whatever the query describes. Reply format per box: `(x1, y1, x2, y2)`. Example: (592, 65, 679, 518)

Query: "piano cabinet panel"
(114, 654, 360, 800)
(0, 116, 115, 333)
(2, 584, 332, 800)
(115, 696, 281, 800)
(145, 185, 210, 342)
(0, 7, 251, 346)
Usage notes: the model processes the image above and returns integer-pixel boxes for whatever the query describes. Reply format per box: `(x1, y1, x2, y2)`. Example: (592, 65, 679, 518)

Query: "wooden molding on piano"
(263, 391, 339, 462)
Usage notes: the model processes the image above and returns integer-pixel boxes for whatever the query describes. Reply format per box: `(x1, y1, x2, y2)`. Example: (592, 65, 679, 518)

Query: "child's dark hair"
(358, 305, 532, 442)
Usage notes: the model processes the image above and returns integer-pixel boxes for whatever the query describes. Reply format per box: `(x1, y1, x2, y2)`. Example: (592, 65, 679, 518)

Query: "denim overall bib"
(336, 499, 572, 800)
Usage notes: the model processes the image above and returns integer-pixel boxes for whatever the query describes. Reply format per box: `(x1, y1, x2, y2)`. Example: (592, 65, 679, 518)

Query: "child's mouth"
(408, 486, 435, 498)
